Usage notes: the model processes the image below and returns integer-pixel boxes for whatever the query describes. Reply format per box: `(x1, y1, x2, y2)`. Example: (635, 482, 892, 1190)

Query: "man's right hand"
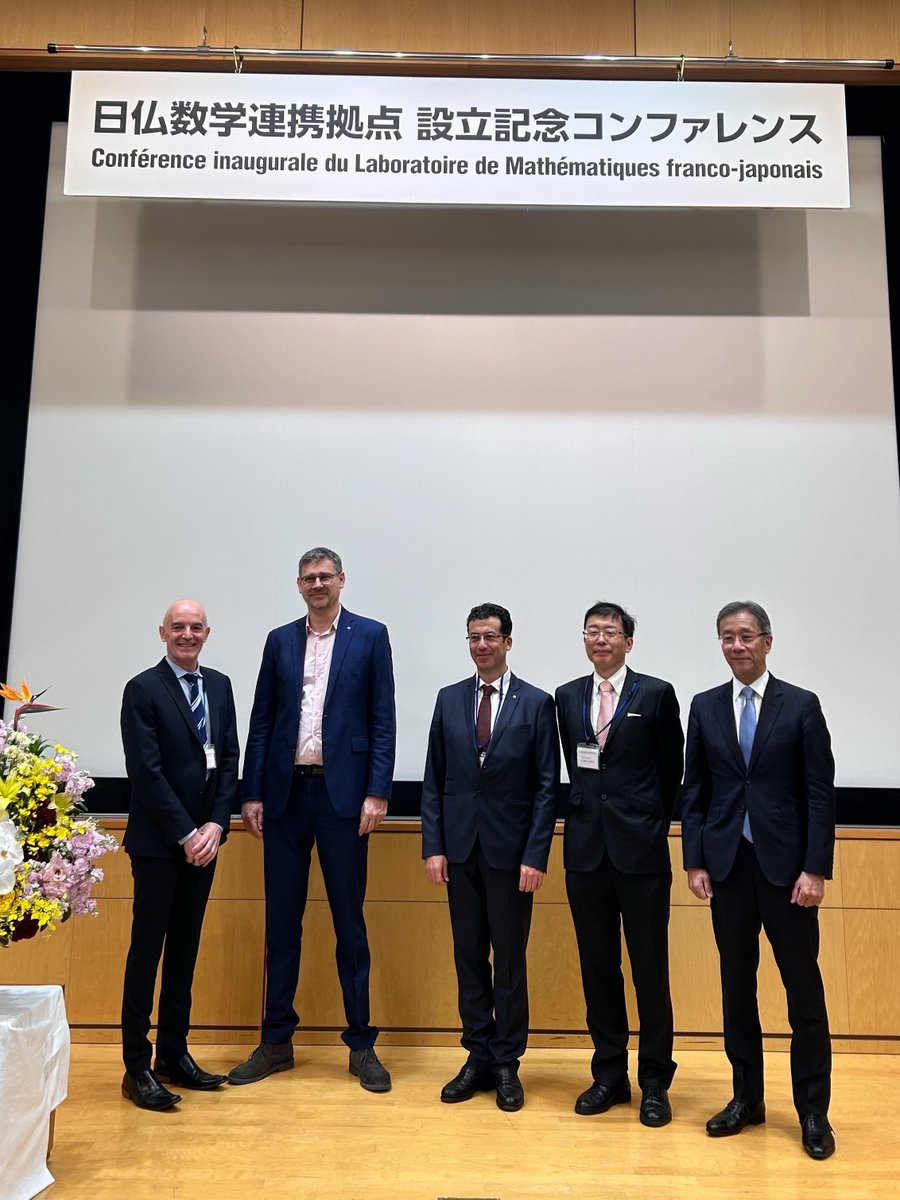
(424, 855, 449, 885)
(687, 867, 714, 900)
(242, 800, 264, 840)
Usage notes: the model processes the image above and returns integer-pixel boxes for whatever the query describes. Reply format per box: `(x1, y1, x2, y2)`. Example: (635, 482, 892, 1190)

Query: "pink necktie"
(597, 679, 615, 750)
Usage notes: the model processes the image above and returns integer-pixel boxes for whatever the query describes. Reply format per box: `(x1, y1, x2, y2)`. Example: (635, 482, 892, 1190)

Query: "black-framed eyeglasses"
(718, 632, 766, 647)
(300, 572, 337, 585)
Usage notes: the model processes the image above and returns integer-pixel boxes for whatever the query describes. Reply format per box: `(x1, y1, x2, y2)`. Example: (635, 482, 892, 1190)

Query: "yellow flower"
(0, 771, 23, 817)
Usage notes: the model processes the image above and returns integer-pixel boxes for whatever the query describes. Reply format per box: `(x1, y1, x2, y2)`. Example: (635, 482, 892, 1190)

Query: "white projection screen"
(7, 125, 900, 793)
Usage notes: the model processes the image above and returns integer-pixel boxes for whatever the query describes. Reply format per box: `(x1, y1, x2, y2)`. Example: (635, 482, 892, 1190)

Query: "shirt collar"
(732, 670, 769, 701)
(306, 605, 342, 636)
(166, 656, 201, 679)
(593, 663, 628, 695)
(476, 668, 510, 693)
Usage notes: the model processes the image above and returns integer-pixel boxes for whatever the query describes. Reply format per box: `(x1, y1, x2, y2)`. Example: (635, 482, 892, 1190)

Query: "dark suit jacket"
(556, 668, 684, 874)
(242, 609, 396, 820)
(680, 674, 835, 887)
(121, 659, 240, 857)
(421, 674, 559, 872)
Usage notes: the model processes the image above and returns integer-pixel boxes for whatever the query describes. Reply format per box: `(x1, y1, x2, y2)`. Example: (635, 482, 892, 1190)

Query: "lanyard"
(581, 677, 637, 744)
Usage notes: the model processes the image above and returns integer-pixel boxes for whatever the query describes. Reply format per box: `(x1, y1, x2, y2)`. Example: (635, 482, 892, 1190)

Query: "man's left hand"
(519, 864, 546, 893)
(359, 796, 388, 836)
(791, 871, 825, 907)
(184, 822, 222, 868)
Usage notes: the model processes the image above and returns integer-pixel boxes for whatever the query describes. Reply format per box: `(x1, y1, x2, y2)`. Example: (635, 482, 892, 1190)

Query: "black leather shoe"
(640, 1084, 672, 1127)
(154, 1053, 227, 1090)
(349, 1048, 392, 1093)
(801, 1114, 835, 1160)
(228, 1042, 294, 1085)
(574, 1078, 631, 1116)
(440, 1063, 495, 1103)
(121, 1070, 181, 1111)
(493, 1066, 524, 1112)
(706, 1099, 766, 1136)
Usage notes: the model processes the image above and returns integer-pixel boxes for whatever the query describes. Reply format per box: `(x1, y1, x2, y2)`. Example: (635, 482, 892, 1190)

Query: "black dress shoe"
(640, 1084, 672, 1127)
(493, 1066, 524, 1112)
(574, 1078, 632, 1116)
(349, 1048, 392, 1093)
(706, 1099, 766, 1136)
(154, 1053, 227, 1090)
(440, 1063, 495, 1104)
(121, 1070, 181, 1111)
(801, 1114, 835, 1160)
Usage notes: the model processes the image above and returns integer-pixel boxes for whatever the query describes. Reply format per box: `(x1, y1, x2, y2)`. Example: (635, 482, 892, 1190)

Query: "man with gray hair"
(230, 548, 396, 1092)
(681, 601, 836, 1160)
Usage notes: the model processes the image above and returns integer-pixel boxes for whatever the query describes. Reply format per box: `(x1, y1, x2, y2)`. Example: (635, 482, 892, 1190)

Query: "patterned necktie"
(597, 679, 615, 750)
(184, 673, 208, 745)
(739, 684, 756, 841)
(476, 684, 495, 752)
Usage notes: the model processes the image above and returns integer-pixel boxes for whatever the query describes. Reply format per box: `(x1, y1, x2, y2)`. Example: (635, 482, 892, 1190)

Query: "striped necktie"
(183, 673, 208, 745)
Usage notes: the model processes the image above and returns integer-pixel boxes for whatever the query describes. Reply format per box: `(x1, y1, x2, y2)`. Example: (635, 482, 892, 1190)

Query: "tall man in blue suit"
(556, 602, 683, 1129)
(422, 603, 559, 1111)
(230, 548, 396, 1092)
(681, 601, 836, 1160)
(120, 599, 240, 1110)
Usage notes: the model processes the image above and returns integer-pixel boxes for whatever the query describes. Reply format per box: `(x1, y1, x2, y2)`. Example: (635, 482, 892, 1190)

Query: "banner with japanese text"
(65, 72, 849, 208)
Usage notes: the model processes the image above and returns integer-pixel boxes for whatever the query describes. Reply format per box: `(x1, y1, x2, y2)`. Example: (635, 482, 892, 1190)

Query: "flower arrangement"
(0, 680, 117, 945)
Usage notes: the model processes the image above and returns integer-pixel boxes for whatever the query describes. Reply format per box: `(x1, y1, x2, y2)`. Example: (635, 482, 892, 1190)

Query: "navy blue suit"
(556, 668, 683, 1090)
(120, 659, 239, 1072)
(244, 609, 396, 1049)
(680, 675, 835, 1116)
(421, 673, 559, 1068)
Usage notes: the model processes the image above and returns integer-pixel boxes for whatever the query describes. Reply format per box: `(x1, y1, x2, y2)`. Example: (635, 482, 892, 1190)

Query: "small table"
(0, 985, 70, 1200)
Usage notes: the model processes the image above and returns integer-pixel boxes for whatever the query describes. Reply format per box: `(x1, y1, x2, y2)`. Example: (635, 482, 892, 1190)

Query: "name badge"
(576, 742, 600, 770)
(205, 744, 217, 770)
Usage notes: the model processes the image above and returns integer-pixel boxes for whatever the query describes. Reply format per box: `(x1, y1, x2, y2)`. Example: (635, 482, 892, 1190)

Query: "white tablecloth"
(0, 985, 70, 1200)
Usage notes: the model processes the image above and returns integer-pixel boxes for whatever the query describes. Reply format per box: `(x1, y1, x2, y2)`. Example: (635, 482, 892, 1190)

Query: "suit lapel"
(483, 672, 520, 761)
(601, 668, 638, 750)
(324, 608, 355, 707)
(749, 675, 783, 767)
(461, 677, 479, 757)
(292, 619, 305, 717)
(156, 659, 201, 742)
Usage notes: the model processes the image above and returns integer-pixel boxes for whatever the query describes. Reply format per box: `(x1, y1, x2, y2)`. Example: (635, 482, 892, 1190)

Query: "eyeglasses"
(300, 572, 337, 585)
(466, 633, 505, 644)
(718, 632, 767, 647)
(583, 627, 627, 641)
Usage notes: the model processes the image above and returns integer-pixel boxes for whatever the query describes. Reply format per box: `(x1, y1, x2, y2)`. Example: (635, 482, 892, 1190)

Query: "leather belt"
(294, 764, 325, 776)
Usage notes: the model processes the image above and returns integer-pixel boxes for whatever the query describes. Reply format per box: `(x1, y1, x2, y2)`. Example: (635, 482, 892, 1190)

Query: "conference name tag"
(576, 743, 600, 770)
(205, 745, 217, 770)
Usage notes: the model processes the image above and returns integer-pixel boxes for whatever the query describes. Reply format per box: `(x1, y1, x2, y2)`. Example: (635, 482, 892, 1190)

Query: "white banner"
(65, 71, 849, 208)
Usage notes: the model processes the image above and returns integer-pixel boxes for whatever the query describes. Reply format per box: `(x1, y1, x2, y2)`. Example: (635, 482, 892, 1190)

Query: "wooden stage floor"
(44, 1045, 900, 1200)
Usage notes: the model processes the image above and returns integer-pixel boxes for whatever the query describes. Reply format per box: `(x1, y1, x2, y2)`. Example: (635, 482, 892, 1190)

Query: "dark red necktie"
(476, 684, 496, 752)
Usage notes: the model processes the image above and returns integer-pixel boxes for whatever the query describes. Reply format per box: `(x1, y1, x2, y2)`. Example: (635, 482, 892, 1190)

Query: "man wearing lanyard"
(556, 602, 683, 1128)
(120, 599, 240, 1109)
(421, 603, 559, 1111)
(231, 548, 396, 1092)
(681, 602, 836, 1159)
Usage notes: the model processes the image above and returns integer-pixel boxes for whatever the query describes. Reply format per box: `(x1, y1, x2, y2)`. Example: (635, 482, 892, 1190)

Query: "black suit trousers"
(121, 853, 216, 1072)
(447, 843, 534, 1069)
(566, 855, 676, 1090)
(710, 837, 831, 1116)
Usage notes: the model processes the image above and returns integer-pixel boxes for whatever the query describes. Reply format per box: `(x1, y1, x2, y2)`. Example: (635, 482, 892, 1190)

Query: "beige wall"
(1, 1, 898, 70)
(2, 821, 898, 1052)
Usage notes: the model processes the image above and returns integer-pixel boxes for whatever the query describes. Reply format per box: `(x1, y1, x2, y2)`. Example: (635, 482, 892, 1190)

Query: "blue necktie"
(184, 673, 208, 745)
(739, 684, 756, 841)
